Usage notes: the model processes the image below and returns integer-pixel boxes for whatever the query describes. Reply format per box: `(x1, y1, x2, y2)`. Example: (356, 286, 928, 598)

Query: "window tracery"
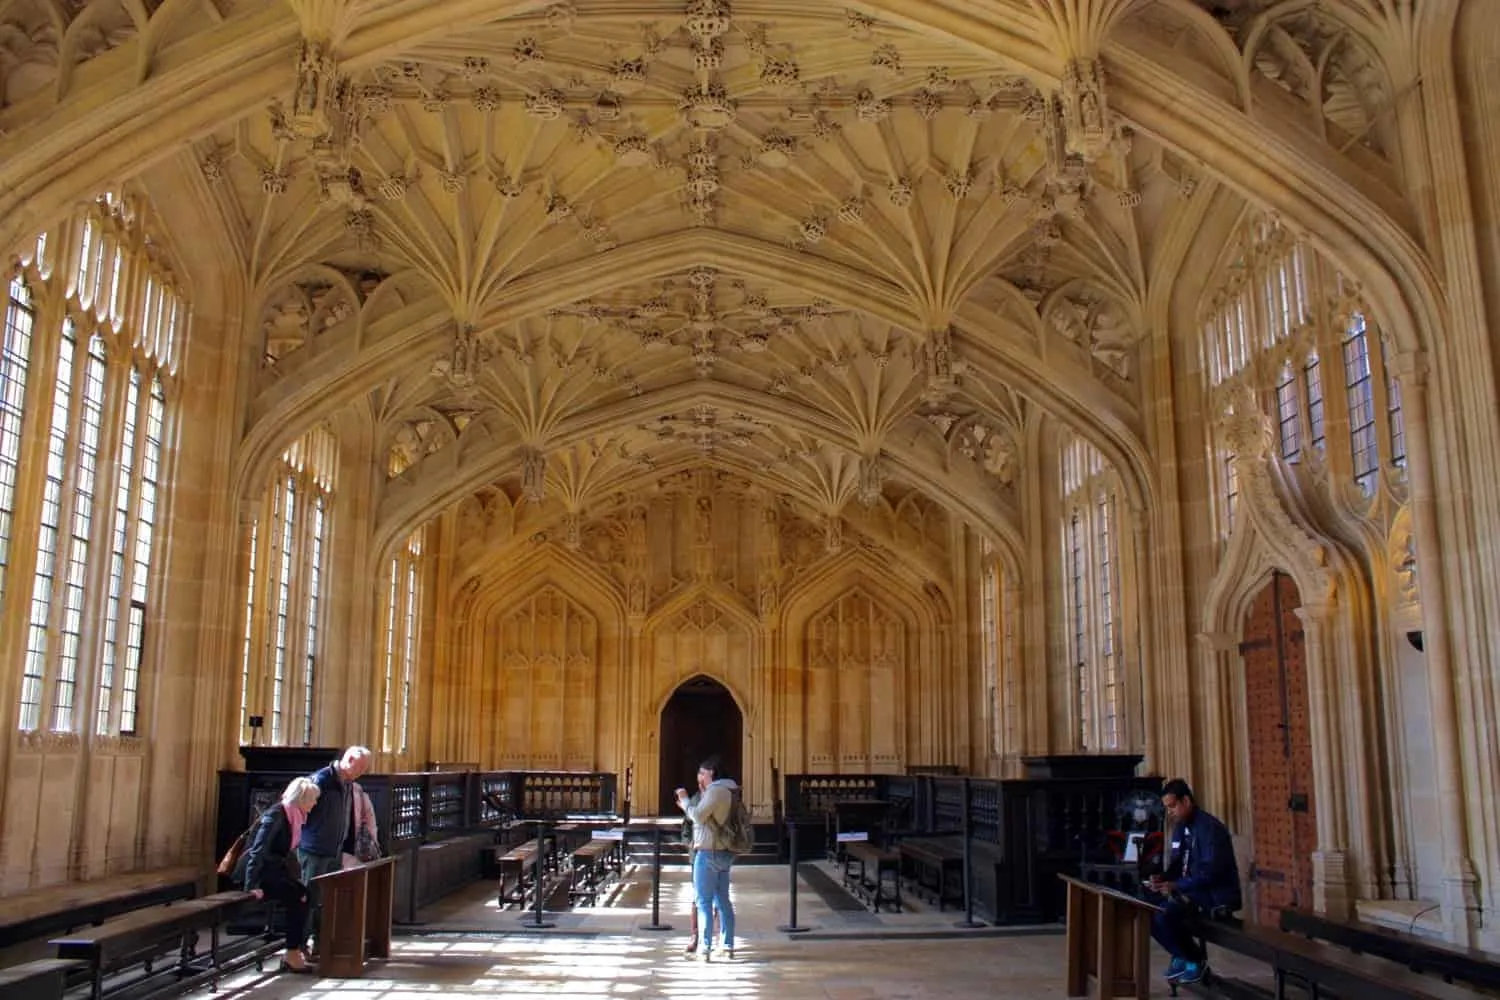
(9, 195, 183, 736)
(382, 526, 426, 755)
(239, 425, 336, 746)
(1059, 433, 1124, 751)
(1200, 217, 1408, 539)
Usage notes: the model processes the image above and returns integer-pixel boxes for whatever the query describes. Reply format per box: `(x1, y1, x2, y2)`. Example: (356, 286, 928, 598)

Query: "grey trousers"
(296, 849, 343, 944)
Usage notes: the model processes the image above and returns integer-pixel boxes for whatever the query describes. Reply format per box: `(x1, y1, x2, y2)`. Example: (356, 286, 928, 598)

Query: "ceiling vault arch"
(0, 0, 1447, 373)
(369, 378, 1028, 570)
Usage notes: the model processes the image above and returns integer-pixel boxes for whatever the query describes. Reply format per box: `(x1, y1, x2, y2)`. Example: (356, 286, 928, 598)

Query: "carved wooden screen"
(805, 589, 905, 773)
(495, 586, 598, 770)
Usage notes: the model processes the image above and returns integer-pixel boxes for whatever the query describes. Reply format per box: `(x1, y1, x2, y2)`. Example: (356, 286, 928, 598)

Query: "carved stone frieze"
(645, 405, 771, 455)
(1219, 386, 1336, 603)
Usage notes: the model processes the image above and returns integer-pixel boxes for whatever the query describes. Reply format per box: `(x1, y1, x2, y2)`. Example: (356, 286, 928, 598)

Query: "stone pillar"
(1000, 568, 1024, 765)
(1193, 632, 1242, 827)
(321, 408, 376, 747)
(1389, 351, 1480, 944)
(1297, 603, 1352, 920)
(1125, 516, 1151, 764)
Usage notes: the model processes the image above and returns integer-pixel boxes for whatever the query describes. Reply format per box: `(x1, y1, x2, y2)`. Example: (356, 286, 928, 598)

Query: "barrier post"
(776, 820, 813, 933)
(520, 818, 556, 929)
(638, 824, 674, 932)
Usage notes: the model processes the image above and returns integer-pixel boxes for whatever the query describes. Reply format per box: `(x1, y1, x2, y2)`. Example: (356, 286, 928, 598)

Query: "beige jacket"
(680, 778, 738, 852)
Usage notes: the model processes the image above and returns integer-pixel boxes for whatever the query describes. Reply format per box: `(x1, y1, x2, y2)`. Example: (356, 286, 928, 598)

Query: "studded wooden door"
(1239, 572, 1317, 925)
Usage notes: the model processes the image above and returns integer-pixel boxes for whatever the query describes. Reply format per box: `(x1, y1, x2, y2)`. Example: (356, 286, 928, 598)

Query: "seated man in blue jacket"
(1146, 779, 1242, 985)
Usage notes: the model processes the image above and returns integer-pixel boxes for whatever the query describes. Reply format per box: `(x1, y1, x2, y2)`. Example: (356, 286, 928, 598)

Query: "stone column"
(1000, 568, 1024, 765)
(321, 408, 376, 747)
(1389, 351, 1480, 944)
(1125, 516, 1151, 763)
(1297, 602, 1352, 920)
(1193, 632, 1242, 827)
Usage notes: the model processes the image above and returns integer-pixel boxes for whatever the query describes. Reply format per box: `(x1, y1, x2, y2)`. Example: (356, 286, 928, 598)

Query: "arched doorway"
(658, 676, 743, 815)
(1240, 571, 1317, 924)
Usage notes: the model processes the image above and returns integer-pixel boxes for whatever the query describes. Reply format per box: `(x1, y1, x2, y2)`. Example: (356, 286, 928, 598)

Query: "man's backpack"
(716, 789, 755, 855)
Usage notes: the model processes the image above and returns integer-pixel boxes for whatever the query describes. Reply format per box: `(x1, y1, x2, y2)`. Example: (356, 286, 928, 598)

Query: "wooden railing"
(219, 763, 619, 862)
(781, 756, 1163, 924)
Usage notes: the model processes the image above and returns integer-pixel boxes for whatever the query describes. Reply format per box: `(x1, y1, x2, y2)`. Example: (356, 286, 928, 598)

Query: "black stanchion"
(520, 818, 556, 929)
(638, 824, 674, 931)
(777, 820, 812, 933)
(621, 763, 633, 825)
(954, 778, 985, 928)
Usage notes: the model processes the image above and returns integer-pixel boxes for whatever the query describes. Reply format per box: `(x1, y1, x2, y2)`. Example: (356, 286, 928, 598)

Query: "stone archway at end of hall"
(657, 674, 744, 816)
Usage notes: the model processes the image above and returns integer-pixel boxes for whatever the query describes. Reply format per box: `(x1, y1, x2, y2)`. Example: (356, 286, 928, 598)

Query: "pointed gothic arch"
(1198, 402, 1391, 919)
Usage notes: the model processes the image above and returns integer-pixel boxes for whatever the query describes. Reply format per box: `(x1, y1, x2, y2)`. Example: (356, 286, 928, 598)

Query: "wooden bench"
(899, 838, 964, 910)
(567, 840, 620, 907)
(0, 958, 88, 1000)
(50, 892, 256, 1000)
(1280, 908, 1500, 992)
(843, 843, 902, 913)
(1180, 916, 1490, 1000)
(0, 873, 198, 949)
(496, 839, 543, 907)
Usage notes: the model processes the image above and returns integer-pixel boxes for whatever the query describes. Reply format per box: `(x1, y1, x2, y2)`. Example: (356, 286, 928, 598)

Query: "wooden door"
(1239, 572, 1317, 925)
(658, 676, 743, 814)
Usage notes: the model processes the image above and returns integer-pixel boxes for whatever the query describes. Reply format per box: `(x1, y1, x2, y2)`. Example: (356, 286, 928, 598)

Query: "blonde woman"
(239, 776, 320, 973)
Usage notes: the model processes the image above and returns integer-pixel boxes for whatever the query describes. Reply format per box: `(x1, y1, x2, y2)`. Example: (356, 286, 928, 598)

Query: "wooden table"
(313, 857, 396, 978)
(1060, 874, 1156, 1000)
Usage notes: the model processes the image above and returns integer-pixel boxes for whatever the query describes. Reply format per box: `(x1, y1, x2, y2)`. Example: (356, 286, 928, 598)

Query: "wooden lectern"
(313, 857, 396, 978)
(1060, 874, 1155, 1000)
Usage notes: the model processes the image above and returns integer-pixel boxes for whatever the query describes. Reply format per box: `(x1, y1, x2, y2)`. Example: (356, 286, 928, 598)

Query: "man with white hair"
(298, 746, 372, 948)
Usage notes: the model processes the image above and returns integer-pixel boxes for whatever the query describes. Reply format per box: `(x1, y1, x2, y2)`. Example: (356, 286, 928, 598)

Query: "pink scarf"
(285, 803, 307, 852)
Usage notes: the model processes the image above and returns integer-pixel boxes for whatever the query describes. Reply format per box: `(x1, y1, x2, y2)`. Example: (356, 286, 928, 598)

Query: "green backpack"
(714, 788, 756, 855)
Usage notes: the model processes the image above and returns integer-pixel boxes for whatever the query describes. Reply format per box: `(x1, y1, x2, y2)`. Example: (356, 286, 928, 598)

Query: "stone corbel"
(920, 325, 960, 401)
(1195, 630, 1240, 655)
(823, 513, 843, 554)
(286, 1, 362, 192)
(1059, 58, 1115, 162)
(521, 447, 547, 504)
(856, 453, 884, 506)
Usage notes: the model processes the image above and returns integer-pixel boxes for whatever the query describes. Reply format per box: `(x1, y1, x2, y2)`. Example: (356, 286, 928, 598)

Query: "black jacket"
(1164, 808, 1242, 911)
(300, 764, 351, 857)
(242, 804, 301, 891)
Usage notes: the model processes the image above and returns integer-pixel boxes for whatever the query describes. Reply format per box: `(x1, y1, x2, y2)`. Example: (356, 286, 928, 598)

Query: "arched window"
(1199, 218, 1408, 540)
(1342, 313, 1378, 494)
(17, 319, 76, 732)
(13, 197, 184, 736)
(1059, 434, 1125, 751)
(979, 542, 999, 757)
(382, 527, 426, 755)
(0, 277, 36, 605)
(239, 425, 337, 746)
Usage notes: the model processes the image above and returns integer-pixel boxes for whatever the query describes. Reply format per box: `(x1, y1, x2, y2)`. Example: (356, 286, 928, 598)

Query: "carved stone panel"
(804, 589, 905, 773)
(494, 586, 598, 770)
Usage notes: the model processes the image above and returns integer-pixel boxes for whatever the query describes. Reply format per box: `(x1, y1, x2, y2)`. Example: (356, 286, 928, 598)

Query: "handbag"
(216, 811, 262, 876)
(349, 784, 382, 863)
(354, 825, 381, 863)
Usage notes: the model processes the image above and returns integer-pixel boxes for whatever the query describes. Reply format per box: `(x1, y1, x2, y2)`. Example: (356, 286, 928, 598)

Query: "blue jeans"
(692, 849, 735, 952)
(1150, 898, 1207, 963)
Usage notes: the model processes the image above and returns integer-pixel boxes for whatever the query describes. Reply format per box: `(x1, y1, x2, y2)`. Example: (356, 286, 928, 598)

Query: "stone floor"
(206, 863, 1274, 999)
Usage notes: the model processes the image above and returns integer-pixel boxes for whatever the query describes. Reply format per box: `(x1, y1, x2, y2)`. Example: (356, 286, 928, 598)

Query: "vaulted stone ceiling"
(0, 0, 1416, 552)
